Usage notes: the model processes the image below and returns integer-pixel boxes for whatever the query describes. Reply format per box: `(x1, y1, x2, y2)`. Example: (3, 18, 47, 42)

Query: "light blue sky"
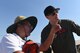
(0, 0, 80, 43)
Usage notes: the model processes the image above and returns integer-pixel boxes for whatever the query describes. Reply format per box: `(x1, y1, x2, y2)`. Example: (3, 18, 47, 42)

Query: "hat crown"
(14, 16, 26, 23)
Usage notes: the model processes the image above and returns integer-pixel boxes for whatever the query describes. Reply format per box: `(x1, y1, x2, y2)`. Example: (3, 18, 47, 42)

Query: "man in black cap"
(0, 16, 60, 53)
(41, 5, 80, 53)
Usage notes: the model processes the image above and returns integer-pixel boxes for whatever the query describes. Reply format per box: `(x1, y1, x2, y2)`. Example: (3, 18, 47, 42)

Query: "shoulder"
(4, 33, 17, 39)
(60, 19, 75, 24)
(0, 33, 23, 53)
(1, 33, 19, 43)
(61, 19, 74, 22)
(41, 23, 51, 32)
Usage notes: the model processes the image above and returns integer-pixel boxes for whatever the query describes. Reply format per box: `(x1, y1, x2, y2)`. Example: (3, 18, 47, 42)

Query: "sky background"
(0, 0, 80, 43)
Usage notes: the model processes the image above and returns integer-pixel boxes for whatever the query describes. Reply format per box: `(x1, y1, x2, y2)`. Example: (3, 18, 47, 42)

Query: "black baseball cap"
(44, 5, 60, 16)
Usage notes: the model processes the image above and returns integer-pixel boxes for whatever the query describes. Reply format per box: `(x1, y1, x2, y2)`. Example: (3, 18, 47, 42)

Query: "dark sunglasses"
(51, 10, 58, 15)
(47, 10, 58, 16)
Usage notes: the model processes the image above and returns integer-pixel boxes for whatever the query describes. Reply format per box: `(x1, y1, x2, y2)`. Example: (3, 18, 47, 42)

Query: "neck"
(16, 31, 25, 40)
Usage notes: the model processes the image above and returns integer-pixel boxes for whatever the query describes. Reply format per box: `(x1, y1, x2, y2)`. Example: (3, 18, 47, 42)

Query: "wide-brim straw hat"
(6, 16, 38, 33)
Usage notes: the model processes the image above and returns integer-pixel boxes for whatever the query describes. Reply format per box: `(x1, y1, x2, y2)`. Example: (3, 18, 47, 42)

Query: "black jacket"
(41, 19, 80, 53)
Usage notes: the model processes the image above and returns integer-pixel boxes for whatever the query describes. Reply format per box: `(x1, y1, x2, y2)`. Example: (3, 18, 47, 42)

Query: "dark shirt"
(41, 19, 80, 53)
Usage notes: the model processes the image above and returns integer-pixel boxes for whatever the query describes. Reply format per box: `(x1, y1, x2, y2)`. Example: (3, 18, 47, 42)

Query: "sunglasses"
(49, 10, 58, 16)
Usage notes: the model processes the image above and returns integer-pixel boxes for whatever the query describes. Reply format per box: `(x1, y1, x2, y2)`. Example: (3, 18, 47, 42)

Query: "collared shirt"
(41, 19, 80, 53)
(0, 33, 26, 53)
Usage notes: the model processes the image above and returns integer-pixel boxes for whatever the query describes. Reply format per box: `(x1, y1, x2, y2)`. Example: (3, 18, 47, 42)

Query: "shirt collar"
(13, 33, 26, 42)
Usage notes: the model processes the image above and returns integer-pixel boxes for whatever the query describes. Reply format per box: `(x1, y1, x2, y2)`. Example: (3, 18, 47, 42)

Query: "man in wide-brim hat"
(0, 15, 60, 53)
(0, 16, 38, 53)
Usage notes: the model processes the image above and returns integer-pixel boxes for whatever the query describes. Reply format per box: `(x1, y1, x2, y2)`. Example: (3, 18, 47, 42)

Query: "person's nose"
(55, 13, 58, 16)
(55, 13, 59, 19)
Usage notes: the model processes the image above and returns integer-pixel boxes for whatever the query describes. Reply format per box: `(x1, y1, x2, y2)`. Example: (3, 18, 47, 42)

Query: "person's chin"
(26, 33, 30, 37)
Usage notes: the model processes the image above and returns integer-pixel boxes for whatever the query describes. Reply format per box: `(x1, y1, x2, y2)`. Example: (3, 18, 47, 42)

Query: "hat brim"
(7, 16, 38, 33)
(55, 8, 60, 10)
(54, 8, 60, 12)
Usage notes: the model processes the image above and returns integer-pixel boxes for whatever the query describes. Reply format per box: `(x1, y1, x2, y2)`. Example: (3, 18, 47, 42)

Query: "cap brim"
(56, 8, 60, 10)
